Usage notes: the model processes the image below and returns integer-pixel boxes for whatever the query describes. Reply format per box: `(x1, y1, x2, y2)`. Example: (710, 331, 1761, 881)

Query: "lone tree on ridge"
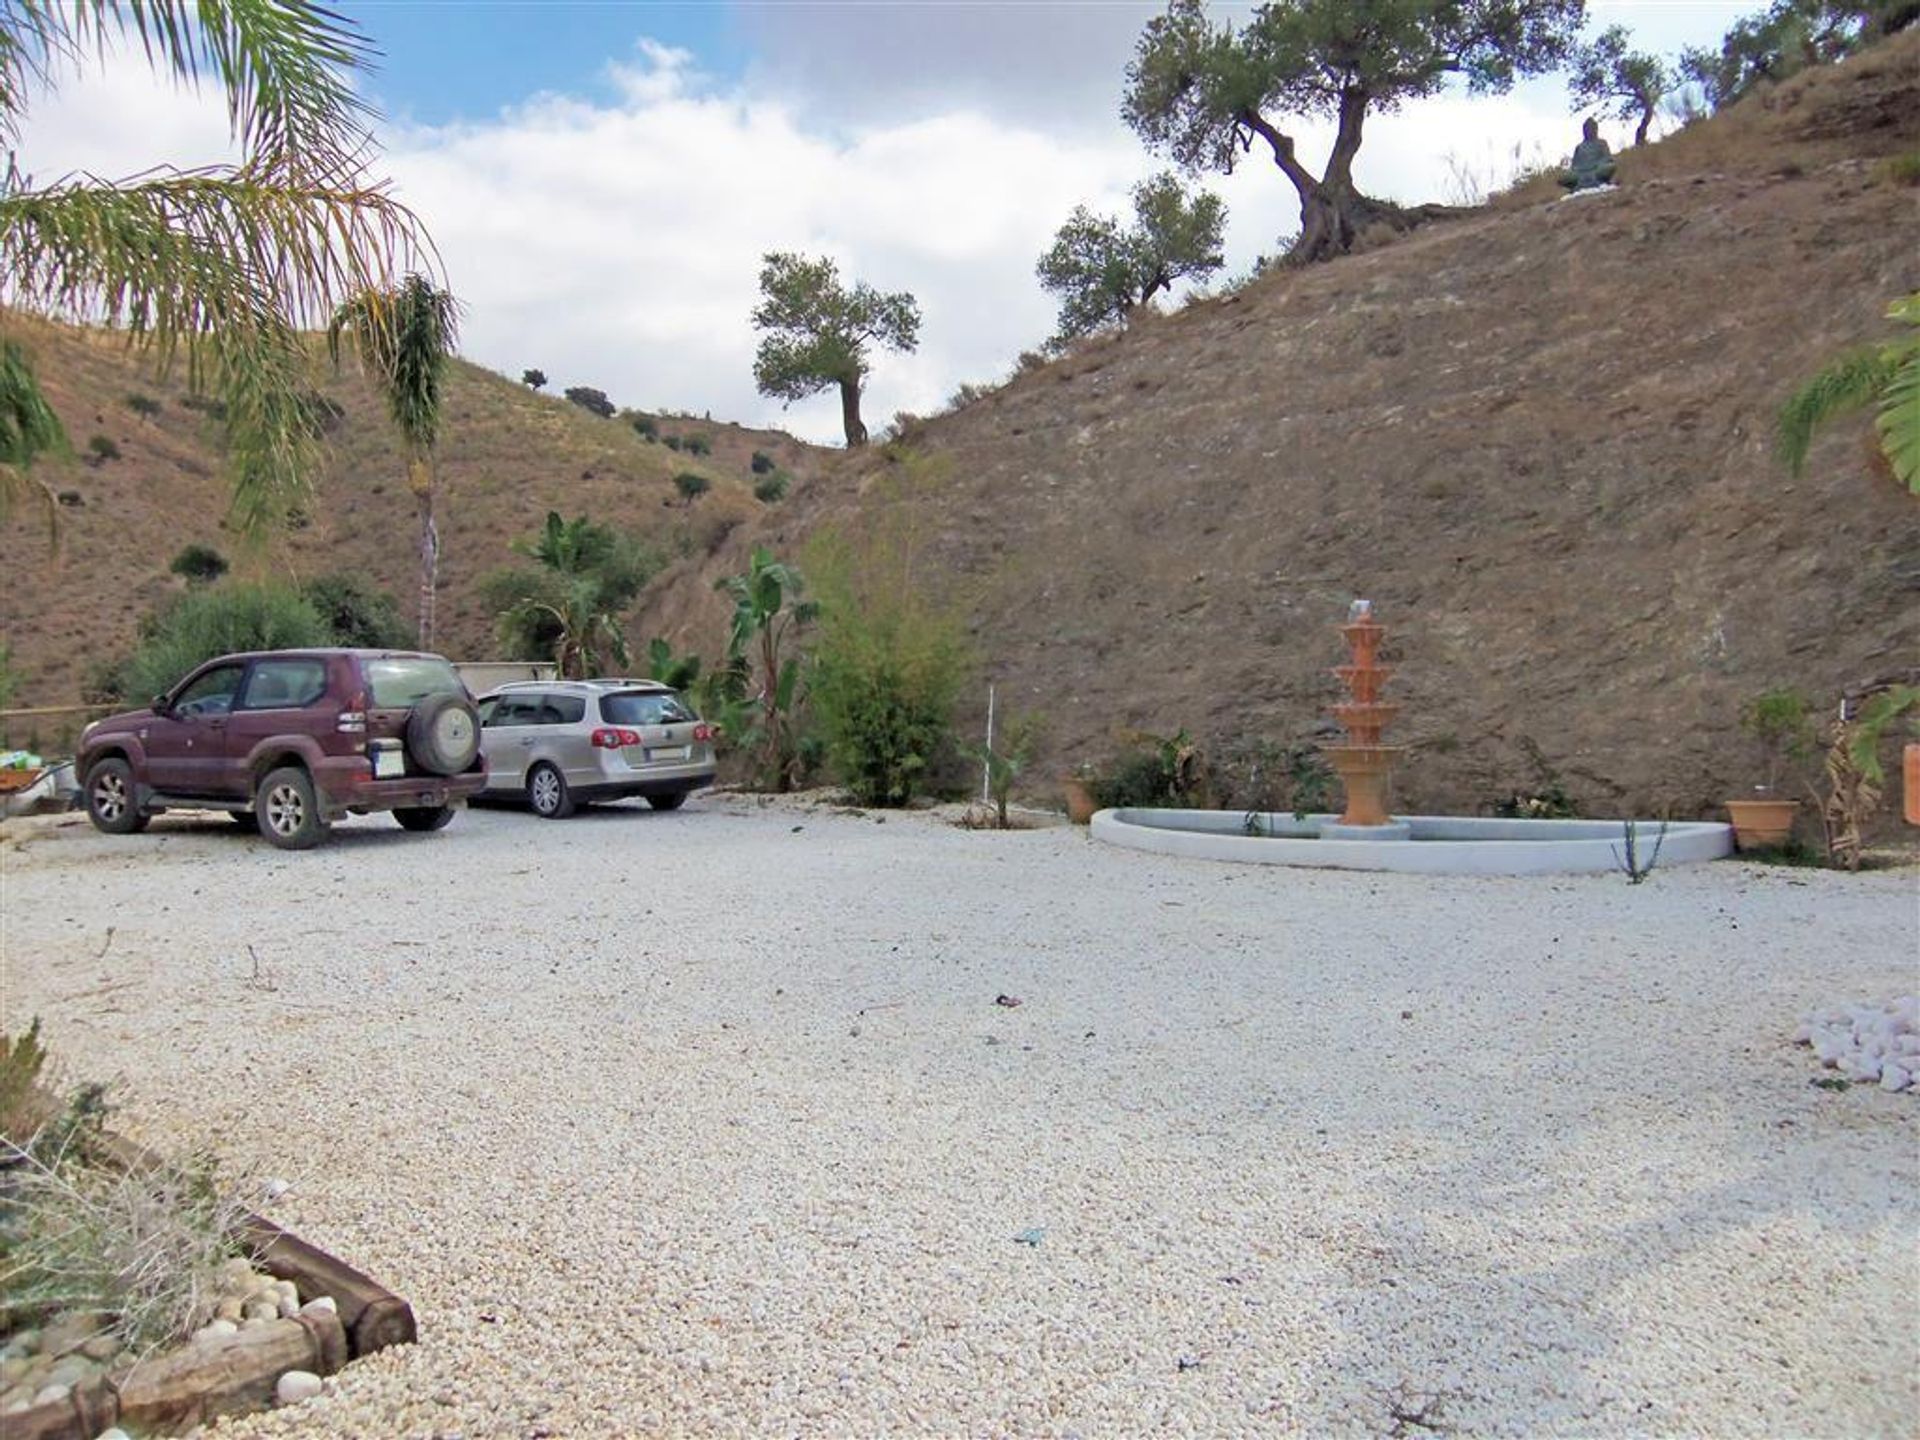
(751, 252, 920, 448)
(1567, 24, 1674, 145)
(1123, 0, 1583, 265)
(1037, 172, 1226, 340)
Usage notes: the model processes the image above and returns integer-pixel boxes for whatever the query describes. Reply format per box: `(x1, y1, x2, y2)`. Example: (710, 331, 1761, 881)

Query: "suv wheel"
(256, 766, 329, 850)
(406, 693, 481, 776)
(229, 810, 260, 832)
(85, 758, 148, 835)
(527, 763, 575, 819)
(394, 805, 455, 832)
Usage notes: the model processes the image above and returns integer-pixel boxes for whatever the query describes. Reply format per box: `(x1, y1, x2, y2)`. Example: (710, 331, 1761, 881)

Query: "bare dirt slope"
(633, 36, 1920, 818)
(0, 329, 824, 717)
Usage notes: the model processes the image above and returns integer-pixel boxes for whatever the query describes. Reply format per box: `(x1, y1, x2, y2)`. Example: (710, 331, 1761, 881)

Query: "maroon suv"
(78, 649, 487, 850)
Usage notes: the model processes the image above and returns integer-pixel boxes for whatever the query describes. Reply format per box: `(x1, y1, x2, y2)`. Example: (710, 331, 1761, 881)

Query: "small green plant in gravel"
(966, 713, 1039, 829)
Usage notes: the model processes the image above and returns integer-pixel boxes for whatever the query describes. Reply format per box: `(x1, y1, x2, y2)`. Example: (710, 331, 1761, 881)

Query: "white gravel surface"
(1, 795, 1915, 1438)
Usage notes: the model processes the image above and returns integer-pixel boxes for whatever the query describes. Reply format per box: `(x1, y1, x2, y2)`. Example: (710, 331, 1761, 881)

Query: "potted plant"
(1062, 761, 1099, 825)
(1726, 688, 1817, 849)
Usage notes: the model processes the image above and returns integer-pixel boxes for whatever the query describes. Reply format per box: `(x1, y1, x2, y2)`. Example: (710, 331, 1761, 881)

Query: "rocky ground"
(1, 794, 1914, 1437)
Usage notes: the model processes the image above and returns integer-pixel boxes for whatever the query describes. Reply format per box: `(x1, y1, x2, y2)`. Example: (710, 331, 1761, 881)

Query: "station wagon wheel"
(255, 766, 328, 850)
(527, 762, 575, 819)
(646, 792, 687, 811)
(84, 757, 147, 835)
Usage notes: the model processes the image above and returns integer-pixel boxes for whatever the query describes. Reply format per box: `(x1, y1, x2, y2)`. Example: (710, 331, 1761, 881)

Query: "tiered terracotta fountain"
(1323, 599, 1412, 841)
(1086, 599, 1734, 873)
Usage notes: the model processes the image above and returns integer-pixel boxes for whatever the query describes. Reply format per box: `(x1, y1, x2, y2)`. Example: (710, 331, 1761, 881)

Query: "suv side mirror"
(151, 695, 171, 715)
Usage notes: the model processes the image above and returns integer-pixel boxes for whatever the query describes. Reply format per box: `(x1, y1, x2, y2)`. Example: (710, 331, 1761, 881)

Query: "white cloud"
(11, 33, 1645, 444)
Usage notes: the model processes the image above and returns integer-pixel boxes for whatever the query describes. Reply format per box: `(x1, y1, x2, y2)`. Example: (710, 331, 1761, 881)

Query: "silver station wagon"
(475, 679, 717, 818)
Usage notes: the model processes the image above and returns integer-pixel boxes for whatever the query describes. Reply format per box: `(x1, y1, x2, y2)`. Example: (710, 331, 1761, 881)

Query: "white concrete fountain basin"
(1091, 809, 1733, 875)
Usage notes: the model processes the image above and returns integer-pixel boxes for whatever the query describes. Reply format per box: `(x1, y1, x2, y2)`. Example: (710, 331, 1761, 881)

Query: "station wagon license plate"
(373, 749, 405, 778)
(646, 745, 690, 762)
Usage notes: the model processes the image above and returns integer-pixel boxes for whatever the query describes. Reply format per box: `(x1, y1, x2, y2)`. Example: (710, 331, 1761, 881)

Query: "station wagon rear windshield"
(362, 657, 464, 707)
(600, 690, 696, 725)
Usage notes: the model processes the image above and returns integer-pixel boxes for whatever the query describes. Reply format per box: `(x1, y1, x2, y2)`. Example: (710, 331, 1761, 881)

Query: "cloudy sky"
(21, 0, 1752, 443)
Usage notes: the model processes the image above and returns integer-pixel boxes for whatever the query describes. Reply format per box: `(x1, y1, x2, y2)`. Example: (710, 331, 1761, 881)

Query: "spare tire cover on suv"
(406, 693, 481, 776)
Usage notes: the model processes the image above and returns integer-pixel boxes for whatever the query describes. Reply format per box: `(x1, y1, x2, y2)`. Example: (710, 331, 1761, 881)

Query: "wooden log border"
(2, 1133, 416, 1439)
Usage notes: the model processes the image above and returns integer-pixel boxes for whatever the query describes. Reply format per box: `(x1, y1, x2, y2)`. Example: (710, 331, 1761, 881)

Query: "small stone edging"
(4, 1133, 415, 1440)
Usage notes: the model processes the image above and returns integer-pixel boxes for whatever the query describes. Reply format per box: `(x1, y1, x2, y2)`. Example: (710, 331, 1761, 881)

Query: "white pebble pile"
(1794, 996, 1920, 1091)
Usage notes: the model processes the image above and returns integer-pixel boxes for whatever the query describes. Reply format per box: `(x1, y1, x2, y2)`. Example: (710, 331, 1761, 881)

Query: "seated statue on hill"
(1558, 118, 1617, 192)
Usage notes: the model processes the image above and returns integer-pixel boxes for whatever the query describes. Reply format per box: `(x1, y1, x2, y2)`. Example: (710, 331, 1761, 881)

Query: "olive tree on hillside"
(328, 275, 461, 646)
(0, 1, 428, 535)
(1679, 0, 1912, 113)
(1123, 0, 1583, 264)
(751, 253, 920, 448)
(1567, 25, 1674, 144)
(1037, 172, 1227, 340)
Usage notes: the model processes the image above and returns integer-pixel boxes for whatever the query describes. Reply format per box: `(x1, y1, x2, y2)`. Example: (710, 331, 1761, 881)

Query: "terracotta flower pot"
(1062, 777, 1098, 826)
(1725, 797, 1799, 850)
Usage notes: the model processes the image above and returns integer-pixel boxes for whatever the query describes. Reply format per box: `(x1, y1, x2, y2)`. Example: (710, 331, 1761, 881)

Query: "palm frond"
(1775, 346, 1897, 476)
(1, 163, 425, 532)
(1874, 331, 1920, 495)
(0, 336, 65, 539)
(15, 0, 373, 164)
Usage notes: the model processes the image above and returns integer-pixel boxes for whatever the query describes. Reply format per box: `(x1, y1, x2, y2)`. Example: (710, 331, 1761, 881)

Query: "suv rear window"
(362, 657, 465, 708)
(600, 690, 696, 725)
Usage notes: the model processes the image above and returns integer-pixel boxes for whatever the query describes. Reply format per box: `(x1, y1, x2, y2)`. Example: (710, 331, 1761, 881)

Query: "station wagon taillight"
(336, 690, 367, 733)
(693, 724, 714, 742)
(591, 727, 642, 748)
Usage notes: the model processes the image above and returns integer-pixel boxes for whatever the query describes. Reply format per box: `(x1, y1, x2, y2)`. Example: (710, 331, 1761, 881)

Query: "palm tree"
(485, 511, 655, 678)
(328, 275, 460, 644)
(0, 1, 430, 534)
(1777, 293, 1920, 495)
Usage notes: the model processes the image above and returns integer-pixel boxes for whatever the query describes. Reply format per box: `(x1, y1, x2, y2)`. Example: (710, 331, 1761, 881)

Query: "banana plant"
(715, 547, 818, 790)
(1778, 292, 1920, 495)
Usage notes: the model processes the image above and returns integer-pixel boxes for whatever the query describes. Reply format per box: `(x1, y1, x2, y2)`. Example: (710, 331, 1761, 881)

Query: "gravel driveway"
(2, 797, 1914, 1438)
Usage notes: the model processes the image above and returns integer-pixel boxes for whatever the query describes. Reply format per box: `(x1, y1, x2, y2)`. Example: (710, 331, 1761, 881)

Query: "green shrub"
(663, 434, 683, 452)
(300, 572, 413, 648)
(1092, 730, 1204, 809)
(563, 385, 615, 418)
(122, 584, 330, 702)
(631, 414, 658, 440)
(86, 434, 120, 463)
(178, 394, 227, 420)
(168, 544, 229, 585)
(1876, 151, 1920, 187)
(804, 504, 973, 807)
(673, 471, 711, 503)
(683, 434, 712, 457)
(124, 393, 162, 420)
(753, 472, 790, 504)
(750, 450, 775, 475)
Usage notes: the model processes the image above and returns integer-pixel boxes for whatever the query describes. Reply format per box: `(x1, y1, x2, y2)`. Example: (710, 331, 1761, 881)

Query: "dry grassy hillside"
(0, 331, 825, 720)
(631, 35, 1920, 818)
